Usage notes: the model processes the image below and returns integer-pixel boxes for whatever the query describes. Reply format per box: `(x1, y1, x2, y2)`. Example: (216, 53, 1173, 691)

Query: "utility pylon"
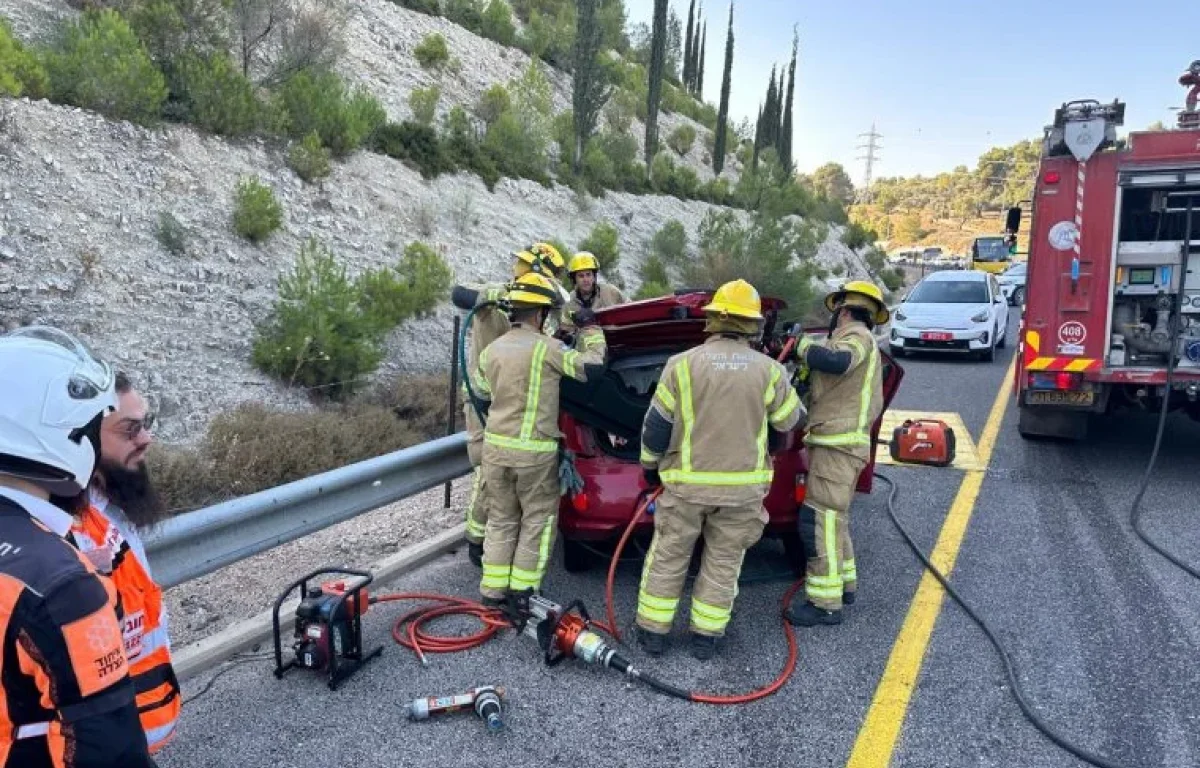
(856, 123, 883, 202)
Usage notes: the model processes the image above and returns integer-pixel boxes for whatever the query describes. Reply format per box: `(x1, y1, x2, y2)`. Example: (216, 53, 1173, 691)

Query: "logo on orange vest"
(123, 610, 146, 660)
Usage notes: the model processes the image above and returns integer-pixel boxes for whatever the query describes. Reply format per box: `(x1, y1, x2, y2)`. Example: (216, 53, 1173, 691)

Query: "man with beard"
(73, 372, 180, 755)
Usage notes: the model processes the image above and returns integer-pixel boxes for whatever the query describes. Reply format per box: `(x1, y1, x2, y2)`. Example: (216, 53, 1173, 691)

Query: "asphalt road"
(160, 313, 1200, 768)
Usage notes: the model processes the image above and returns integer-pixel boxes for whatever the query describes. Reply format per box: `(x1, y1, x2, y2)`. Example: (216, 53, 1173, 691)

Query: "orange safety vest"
(71, 503, 181, 754)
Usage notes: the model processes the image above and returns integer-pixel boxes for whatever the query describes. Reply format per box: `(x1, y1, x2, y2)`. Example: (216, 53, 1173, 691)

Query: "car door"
(989, 275, 1008, 335)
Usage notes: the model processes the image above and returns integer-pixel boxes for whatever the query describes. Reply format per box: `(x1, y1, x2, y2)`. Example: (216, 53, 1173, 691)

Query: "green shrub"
(276, 71, 385, 156)
(444, 0, 484, 33)
(667, 164, 700, 199)
(579, 142, 615, 193)
(636, 252, 670, 299)
(480, 0, 517, 45)
(176, 54, 260, 136)
(232, 176, 283, 243)
(45, 9, 167, 124)
(841, 220, 878, 250)
(252, 238, 384, 394)
(604, 90, 635, 133)
(394, 0, 442, 15)
(667, 124, 696, 156)
(475, 83, 511, 125)
(358, 241, 453, 331)
(0, 20, 48, 98)
(484, 111, 548, 183)
(702, 177, 732, 206)
(881, 267, 905, 292)
(651, 220, 686, 264)
(414, 33, 450, 69)
(288, 131, 332, 182)
(409, 85, 440, 126)
(578, 221, 620, 275)
(156, 211, 188, 256)
(375, 121, 453, 179)
(443, 107, 500, 189)
(519, 6, 575, 70)
(831, 264, 845, 276)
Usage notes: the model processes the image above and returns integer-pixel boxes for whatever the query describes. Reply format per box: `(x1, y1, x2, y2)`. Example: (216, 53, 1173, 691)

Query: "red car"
(557, 290, 904, 572)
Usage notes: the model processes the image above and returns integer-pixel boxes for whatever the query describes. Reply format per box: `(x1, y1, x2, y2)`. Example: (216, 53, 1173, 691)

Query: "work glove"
(572, 308, 598, 328)
(643, 467, 662, 490)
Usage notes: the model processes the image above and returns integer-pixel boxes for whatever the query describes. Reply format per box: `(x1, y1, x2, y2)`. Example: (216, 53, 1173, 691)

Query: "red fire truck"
(1014, 61, 1200, 440)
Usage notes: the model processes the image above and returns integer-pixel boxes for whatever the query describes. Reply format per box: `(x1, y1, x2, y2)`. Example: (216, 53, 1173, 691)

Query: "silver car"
(997, 262, 1027, 306)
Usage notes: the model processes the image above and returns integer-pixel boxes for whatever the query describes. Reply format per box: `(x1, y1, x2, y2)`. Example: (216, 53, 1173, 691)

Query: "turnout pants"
(464, 401, 487, 545)
(479, 460, 561, 599)
(636, 489, 767, 637)
(802, 446, 867, 610)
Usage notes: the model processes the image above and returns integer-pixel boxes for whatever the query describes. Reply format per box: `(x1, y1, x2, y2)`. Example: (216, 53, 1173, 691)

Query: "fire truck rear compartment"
(1108, 185, 1200, 370)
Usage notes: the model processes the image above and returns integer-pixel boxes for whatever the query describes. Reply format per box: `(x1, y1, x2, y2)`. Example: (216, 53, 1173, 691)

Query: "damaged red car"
(556, 290, 904, 572)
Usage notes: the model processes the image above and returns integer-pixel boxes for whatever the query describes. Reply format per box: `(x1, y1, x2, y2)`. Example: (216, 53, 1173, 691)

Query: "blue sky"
(624, 0, 1196, 182)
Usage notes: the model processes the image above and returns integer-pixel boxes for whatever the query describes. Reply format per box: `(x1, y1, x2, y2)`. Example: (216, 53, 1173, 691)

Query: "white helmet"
(0, 326, 117, 496)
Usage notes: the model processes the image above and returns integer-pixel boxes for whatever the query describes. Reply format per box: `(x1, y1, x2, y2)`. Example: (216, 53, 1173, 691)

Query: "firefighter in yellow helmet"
(636, 280, 803, 660)
(451, 251, 544, 566)
(525, 242, 574, 337)
(561, 252, 625, 347)
(785, 280, 888, 627)
(474, 272, 607, 608)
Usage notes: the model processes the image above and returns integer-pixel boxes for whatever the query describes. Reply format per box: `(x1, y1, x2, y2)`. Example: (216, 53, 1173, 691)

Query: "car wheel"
(562, 538, 596, 573)
(997, 323, 1007, 349)
(781, 532, 807, 577)
(1012, 286, 1025, 306)
(981, 333, 996, 362)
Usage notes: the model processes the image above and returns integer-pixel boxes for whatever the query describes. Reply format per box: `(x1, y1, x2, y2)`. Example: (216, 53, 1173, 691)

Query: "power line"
(856, 122, 883, 202)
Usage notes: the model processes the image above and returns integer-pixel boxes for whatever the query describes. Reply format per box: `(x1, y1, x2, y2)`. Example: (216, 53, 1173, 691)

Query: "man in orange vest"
(75, 371, 180, 756)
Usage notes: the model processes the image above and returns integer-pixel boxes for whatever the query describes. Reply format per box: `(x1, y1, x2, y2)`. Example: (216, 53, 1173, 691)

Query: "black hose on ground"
(875, 472, 1131, 768)
(1129, 199, 1200, 581)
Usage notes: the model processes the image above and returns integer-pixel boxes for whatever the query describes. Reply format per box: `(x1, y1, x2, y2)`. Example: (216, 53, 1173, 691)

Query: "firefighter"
(474, 272, 606, 608)
(452, 250, 545, 566)
(566, 251, 626, 314)
(785, 280, 888, 627)
(0, 326, 154, 768)
(526, 242, 574, 336)
(636, 280, 803, 660)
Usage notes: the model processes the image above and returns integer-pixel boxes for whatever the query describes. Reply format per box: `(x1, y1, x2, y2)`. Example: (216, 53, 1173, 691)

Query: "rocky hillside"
(0, 1, 878, 444)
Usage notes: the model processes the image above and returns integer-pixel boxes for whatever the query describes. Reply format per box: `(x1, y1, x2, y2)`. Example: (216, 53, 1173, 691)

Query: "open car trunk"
(559, 292, 905, 492)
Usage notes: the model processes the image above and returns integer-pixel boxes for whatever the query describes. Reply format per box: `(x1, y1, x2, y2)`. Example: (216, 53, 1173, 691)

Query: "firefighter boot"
(468, 542, 484, 568)
(690, 632, 718, 661)
(786, 600, 843, 627)
(637, 627, 667, 656)
(843, 590, 856, 606)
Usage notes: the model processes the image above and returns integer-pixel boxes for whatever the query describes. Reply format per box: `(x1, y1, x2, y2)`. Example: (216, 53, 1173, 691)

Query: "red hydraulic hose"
(372, 593, 508, 666)
(596, 490, 804, 705)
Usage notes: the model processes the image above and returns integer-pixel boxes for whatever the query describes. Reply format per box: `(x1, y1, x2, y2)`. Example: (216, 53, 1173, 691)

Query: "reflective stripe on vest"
(806, 343, 879, 449)
(72, 505, 180, 753)
(484, 338, 559, 454)
(658, 358, 775, 487)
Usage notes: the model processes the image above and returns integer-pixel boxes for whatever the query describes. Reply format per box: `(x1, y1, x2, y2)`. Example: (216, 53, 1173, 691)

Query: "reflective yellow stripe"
(660, 469, 774, 486)
(824, 508, 840, 585)
(465, 468, 486, 538)
(806, 582, 843, 599)
(857, 345, 878, 434)
(764, 366, 781, 405)
(481, 563, 510, 589)
(756, 411, 769, 473)
(637, 602, 677, 624)
(806, 432, 871, 447)
(844, 337, 867, 367)
(637, 531, 677, 625)
(484, 433, 558, 453)
(509, 566, 539, 590)
(771, 390, 801, 426)
(806, 574, 842, 588)
(640, 446, 660, 464)
(562, 349, 581, 378)
(533, 514, 555, 583)
(678, 361, 695, 471)
(690, 613, 730, 633)
(475, 348, 492, 395)
(654, 384, 676, 415)
(520, 341, 547, 440)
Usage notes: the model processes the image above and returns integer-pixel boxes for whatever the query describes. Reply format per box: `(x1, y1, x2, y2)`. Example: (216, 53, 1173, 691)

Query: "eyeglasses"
(112, 412, 155, 440)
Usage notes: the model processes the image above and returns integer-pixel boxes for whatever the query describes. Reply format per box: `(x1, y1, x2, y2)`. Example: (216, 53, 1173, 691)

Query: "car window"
(907, 279, 989, 304)
(1003, 263, 1026, 277)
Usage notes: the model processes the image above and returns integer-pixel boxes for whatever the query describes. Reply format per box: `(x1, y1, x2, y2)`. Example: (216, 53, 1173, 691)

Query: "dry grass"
(149, 374, 460, 514)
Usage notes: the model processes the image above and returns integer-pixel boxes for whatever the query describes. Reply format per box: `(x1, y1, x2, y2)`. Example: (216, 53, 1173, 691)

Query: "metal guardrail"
(144, 433, 472, 589)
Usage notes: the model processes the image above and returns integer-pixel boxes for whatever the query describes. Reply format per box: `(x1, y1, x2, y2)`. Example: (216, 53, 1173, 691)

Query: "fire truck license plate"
(1027, 391, 1094, 407)
(920, 332, 953, 341)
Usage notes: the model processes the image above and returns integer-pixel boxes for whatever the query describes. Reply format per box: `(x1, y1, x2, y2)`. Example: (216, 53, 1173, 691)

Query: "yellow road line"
(845, 355, 1017, 768)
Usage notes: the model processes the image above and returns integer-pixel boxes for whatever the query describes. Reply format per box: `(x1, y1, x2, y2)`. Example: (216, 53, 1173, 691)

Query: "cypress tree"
(752, 103, 763, 168)
(572, 0, 611, 173)
(697, 21, 706, 99)
(646, 0, 669, 162)
(760, 66, 779, 151)
(780, 27, 797, 173)
(712, 2, 734, 175)
(683, 0, 695, 92)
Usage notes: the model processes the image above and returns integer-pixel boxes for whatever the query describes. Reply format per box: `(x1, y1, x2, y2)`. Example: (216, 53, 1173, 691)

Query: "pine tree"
(712, 2, 734, 175)
(572, 0, 612, 172)
(683, 0, 695, 92)
(758, 66, 779, 152)
(646, 0, 669, 162)
(752, 103, 762, 168)
(696, 21, 706, 99)
(779, 27, 797, 173)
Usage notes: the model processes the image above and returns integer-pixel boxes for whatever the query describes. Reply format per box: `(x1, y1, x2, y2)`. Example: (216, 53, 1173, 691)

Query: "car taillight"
(794, 474, 807, 505)
(571, 492, 589, 512)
